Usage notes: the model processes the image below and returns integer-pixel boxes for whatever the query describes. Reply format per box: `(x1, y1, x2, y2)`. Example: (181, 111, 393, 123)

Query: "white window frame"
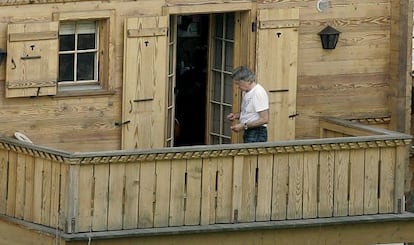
(52, 10, 115, 94)
(58, 21, 99, 88)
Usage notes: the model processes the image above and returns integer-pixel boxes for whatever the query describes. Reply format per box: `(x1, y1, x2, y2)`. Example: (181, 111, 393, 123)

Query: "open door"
(122, 16, 168, 149)
(256, 8, 299, 141)
(207, 12, 236, 145)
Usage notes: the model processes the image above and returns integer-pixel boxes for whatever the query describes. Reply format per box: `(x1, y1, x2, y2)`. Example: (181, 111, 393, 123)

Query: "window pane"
(59, 54, 74, 81)
(78, 33, 96, 50)
(77, 53, 95, 80)
(77, 21, 96, 34)
(213, 72, 222, 102)
(224, 42, 234, 72)
(224, 74, 233, 104)
(168, 77, 173, 106)
(60, 34, 75, 51)
(225, 13, 235, 40)
(214, 39, 222, 69)
(223, 106, 232, 136)
(214, 14, 223, 38)
(222, 138, 231, 144)
(211, 135, 219, 145)
(60, 22, 75, 35)
(212, 103, 220, 133)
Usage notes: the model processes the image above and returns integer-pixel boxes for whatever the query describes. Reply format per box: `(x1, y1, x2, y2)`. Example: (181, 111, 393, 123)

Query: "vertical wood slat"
(349, 149, 365, 215)
(15, 153, 26, 219)
(378, 147, 395, 213)
(92, 164, 109, 231)
(334, 150, 350, 216)
(287, 153, 304, 219)
(364, 148, 379, 214)
(33, 158, 44, 224)
(239, 156, 257, 222)
(41, 159, 52, 226)
(154, 160, 171, 227)
(272, 153, 288, 220)
(231, 156, 243, 223)
(77, 165, 93, 232)
(123, 162, 140, 229)
(67, 164, 79, 233)
(0, 149, 8, 214)
(138, 161, 155, 228)
(184, 159, 202, 225)
(59, 163, 69, 232)
(201, 158, 217, 225)
(303, 151, 318, 219)
(6, 151, 17, 217)
(255, 155, 273, 221)
(23, 155, 35, 222)
(169, 159, 186, 226)
(50, 161, 62, 228)
(216, 157, 233, 223)
(318, 151, 334, 217)
(107, 163, 125, 230)
(394, 145, 407, 213)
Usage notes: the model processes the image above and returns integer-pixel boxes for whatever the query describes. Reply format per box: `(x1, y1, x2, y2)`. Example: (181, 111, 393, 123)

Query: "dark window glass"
(78, 33, 96, 50)
(77, 53, 95, 80)
(225, 13, 235, 40)
(59, 34, 75, 51)
(59, 54, 74, 81)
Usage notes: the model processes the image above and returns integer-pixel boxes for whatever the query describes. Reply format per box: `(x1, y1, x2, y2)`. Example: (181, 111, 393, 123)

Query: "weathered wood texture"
(0, 1, 163, 151)
(0, 117, 409, 234)
(0, 0, 408, 151)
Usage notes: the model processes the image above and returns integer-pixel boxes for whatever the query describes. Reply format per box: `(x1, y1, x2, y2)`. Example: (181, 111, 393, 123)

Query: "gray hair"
(231, 66, 256, 82)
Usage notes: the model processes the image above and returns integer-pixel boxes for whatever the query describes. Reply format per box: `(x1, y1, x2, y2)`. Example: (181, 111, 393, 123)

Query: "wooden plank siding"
(0, 0, 403, 152)
(0, 117, 409, 234)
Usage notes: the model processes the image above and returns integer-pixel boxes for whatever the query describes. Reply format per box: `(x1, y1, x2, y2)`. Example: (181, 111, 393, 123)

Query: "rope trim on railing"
(0, 138, 410, 164)
(0, 0, 90, 6)
(349, 117, 391, 125)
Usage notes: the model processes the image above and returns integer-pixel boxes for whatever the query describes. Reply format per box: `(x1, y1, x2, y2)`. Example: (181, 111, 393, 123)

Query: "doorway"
(174, 15, 209, 146)
(170, 13, 236, 147)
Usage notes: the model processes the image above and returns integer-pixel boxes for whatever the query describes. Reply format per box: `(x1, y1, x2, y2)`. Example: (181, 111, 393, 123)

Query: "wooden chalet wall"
(0, 0, 410, 151)
(258, 0, 398, 138)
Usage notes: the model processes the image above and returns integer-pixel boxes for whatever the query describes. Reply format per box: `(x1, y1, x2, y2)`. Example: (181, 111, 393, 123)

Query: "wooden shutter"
(122, 16, 168, 149)
(256, 8, 299, 141)
(6, 21, 58, 98)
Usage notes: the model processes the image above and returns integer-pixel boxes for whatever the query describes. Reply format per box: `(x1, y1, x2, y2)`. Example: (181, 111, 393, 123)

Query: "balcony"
(0, 117, 411, 240)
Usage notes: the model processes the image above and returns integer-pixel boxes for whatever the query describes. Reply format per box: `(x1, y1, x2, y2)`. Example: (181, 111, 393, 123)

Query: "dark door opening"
(174, 14, 209, 146)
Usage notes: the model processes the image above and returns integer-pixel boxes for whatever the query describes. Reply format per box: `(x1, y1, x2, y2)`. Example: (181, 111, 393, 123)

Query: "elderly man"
(227, 66, 269, 143)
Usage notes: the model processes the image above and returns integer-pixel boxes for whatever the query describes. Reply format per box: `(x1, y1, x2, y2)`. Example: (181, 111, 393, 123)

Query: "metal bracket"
(114, 120, 131, 127)
(21, 55, 41, 60)
(269, 89, 289, 93)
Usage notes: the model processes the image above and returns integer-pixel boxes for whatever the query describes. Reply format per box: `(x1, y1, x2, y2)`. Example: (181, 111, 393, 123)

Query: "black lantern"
(0, 48, 6, 64)
(318, 25, 340, 49)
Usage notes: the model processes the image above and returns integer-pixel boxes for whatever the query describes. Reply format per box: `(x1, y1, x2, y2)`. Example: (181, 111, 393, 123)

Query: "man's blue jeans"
(243, 126, 267, 143)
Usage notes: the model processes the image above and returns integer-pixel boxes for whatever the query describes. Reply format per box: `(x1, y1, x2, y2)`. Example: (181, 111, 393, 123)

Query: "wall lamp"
(0, 48, 6, 64)
(318, 25, 340, 49)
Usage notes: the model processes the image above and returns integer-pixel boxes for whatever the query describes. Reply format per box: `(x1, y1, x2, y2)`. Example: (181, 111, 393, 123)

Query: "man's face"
(235, 80, 251, 92)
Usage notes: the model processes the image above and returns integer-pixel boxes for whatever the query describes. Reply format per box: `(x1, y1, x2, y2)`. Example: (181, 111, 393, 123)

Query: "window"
(53, 10, 114, 94)
(59, 21, 98, 87)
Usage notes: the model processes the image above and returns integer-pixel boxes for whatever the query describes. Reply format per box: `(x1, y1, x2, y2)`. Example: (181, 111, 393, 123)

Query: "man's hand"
(230, 123, 244, 132)
(227, 112, 239, 121)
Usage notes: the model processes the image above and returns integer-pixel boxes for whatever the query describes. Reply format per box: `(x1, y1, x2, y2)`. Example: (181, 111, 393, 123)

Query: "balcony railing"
(0, 117, 410, 234)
